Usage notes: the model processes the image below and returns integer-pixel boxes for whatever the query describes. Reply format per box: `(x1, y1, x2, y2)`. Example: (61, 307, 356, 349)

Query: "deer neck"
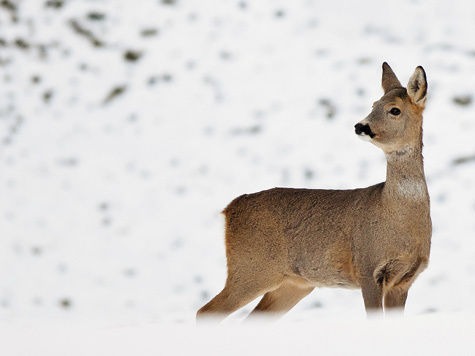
(383, 145, 429, 202)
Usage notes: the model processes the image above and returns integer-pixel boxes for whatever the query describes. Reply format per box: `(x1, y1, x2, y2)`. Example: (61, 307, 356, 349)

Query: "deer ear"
(407, 66, 427, 105)
(382, 62, 402, 93)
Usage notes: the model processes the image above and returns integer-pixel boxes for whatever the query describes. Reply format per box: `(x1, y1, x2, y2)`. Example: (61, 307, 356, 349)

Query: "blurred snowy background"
(1, 0, 475, 328)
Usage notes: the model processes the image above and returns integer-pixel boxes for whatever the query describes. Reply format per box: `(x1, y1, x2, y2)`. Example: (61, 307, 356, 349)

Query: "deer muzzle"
(355, 123, 376, 139)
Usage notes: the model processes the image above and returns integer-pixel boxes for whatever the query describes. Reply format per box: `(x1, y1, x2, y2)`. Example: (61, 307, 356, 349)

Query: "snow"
(1, 314, 475, 356)
(1, 0, 475, 353)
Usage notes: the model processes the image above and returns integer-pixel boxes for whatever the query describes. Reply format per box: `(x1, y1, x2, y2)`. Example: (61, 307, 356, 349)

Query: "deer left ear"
(407, 66, 427, 105)
(382, 62, 402, 94)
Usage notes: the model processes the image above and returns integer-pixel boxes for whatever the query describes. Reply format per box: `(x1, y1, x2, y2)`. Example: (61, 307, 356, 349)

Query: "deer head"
(355, 62, 427, 154)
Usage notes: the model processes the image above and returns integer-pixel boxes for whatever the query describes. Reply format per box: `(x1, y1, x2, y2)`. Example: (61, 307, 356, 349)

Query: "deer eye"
(390, 108, 401, 116)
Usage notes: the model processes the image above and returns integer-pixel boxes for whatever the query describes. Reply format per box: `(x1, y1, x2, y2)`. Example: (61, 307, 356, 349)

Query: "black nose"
(354, 123, 365, 135)
(354, 123, 375, 138)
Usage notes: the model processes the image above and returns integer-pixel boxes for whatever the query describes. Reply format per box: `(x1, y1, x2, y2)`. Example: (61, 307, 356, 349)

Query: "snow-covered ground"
(1, 0, 475, 353)
(1, 313, 475, 356)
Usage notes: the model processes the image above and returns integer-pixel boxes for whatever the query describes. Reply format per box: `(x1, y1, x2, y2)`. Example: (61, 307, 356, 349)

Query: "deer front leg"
(360, 277, 383, 314)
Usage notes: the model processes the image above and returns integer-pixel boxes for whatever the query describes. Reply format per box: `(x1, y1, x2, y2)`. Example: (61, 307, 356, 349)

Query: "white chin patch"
(357, 133, 373, 142)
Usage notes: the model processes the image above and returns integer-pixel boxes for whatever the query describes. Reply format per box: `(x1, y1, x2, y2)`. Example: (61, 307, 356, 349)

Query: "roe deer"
(197, 63, 431, 321)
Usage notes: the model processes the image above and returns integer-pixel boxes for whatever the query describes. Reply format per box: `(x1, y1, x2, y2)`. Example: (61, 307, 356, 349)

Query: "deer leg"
(247, 282, 314, 320)
(384, 289, 408, 311)
(196, 275, 282, 322)
(360, 278, 383, 314)
(197, 286, 264, 322)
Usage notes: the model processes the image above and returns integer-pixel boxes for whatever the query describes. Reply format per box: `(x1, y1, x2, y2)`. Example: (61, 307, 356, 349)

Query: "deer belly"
(291, 250, 360, 289)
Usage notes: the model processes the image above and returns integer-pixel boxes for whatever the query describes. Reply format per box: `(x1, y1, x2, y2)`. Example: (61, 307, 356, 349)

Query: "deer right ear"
(407, 66, 427, 105)
(381, 62, 402, 94)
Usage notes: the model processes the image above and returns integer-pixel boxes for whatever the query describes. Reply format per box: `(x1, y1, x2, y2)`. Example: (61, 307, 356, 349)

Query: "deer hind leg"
(247, 279, 315, 320)
(196, 273, 283, 322)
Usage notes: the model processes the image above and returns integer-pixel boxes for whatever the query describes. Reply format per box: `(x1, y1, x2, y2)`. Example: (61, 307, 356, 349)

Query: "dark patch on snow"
(452, 95, 472, 107)
(238, 1, 248, 10)
(58, 157, 79, 167)
(149, 73, 174, 85)
(452, 154, 475, 166)
(31, 75, 41, 84)
(0, 0, 18, 22)
(200, 290, 210, 301)
(311, 301, 323, 309)
(220, 51, 233, 61)
(59, 298, 73, 309)
(274, 9, 286, 18)
(231, 125, 262, 135)
(87, 12, 105, 21)
(45, 0, 65, 9)
(31, 246, 43, 256)
(43, 90, 54, 104)
(124, 50, 143, 62)
(14, 38, 30, 50)
(318, 98, 337, 120)
(123, 268, 137, 278)
(69, 19, 105, 48)
(141, 28, 159, 37)
(103, 85, 127, 104)
(304, 168, 315, 180)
